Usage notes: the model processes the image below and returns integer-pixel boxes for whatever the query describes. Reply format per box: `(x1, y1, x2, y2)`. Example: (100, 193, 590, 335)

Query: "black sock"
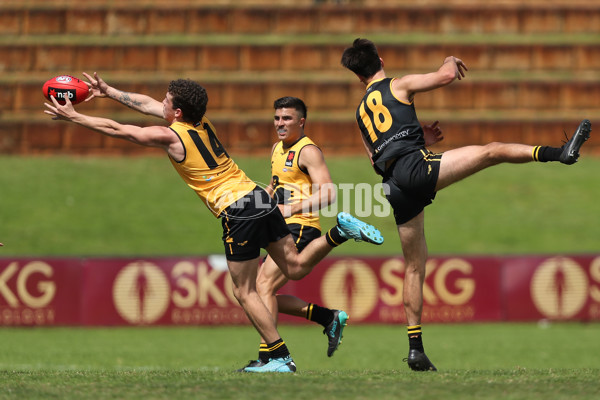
(408, 325, 425, 353)
(532, 145, 562, 162)
(258, 343, 269, 363)
(325, 226, 348, 247)
(267, 338, 290, 360)
(306, 303, 334, 327)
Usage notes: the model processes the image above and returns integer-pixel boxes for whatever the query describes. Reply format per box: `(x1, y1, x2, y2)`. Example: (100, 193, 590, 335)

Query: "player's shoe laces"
(236, 359, 265, 372)
(337, 212, 384, 245)
(560, 119, 591, 165)
(403, 349, 437, 372)
(324, 310, 348, 357)
(243, 356, 297, 373)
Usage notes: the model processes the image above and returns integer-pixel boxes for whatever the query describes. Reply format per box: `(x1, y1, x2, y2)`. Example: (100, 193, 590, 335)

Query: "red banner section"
(1, 255, 599, 326)
(0, 258, 82, 326)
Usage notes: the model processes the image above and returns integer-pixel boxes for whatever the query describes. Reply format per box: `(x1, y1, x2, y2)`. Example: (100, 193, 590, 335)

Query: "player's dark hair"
(341, 38, 382, 78)
(273, 96, 307, 120)
(168, 79, 208, 124)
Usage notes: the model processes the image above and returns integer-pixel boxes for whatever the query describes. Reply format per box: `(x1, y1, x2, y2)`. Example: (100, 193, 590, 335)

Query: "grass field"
(1, 155, 599, 399)
(1, 155, 599, 256)
(1, 323, 599, 399)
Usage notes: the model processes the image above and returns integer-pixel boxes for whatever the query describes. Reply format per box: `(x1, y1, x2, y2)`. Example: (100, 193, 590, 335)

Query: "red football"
(42, 75, 89, 105)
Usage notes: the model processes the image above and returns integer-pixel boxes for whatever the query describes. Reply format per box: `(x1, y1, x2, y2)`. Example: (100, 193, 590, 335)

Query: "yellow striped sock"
(532, 146, 541, 162)
(407, 325, 422, 337)
(307, 303, 314, 321)
(268, 341, 285, 352)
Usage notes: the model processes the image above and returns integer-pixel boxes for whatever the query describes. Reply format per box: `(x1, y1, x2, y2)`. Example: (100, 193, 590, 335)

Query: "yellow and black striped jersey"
(270, 136, 321, 230)
(169, 118, 256, 217)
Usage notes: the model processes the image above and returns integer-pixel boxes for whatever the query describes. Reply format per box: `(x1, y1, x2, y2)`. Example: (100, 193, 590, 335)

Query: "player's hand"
(44, 95, 76, 121)
(455, 58, 468, 80)
(423, 121, 444, 146)
(83, 71, 109, 101)
(444, 56, 468, 80)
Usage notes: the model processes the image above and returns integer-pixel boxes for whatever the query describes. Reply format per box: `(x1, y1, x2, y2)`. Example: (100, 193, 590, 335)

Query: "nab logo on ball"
(42, 75, 88, 105)
(47, 87, 76, 103)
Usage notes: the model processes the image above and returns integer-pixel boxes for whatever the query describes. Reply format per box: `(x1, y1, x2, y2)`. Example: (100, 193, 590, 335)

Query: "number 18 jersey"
(356, 77, 425, 174)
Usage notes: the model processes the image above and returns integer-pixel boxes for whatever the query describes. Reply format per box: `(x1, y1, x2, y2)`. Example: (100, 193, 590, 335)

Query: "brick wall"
(1, 1, 598, 155)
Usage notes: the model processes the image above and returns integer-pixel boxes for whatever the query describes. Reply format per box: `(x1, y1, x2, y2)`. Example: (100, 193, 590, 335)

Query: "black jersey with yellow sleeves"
(169, 118, 256, 217)
(270, 136, 321, 230)
(356, 77, 425, 174)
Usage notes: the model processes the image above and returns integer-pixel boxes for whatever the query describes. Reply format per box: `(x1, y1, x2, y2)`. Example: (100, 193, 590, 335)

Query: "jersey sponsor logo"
(374, 129, 410, 153)
(285, 151, 295, 167)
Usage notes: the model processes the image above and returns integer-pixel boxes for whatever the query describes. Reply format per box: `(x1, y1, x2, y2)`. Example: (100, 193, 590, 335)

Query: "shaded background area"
(0, 0, 599, 156)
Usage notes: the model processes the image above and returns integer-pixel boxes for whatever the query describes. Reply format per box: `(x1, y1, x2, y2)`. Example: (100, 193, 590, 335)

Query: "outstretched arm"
(45, 95, 176, 152)
(83, 72, 164, 119)
(392, 56, 468, 102)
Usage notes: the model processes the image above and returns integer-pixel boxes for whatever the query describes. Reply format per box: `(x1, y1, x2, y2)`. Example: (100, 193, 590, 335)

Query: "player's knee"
(231, 286, 243, 302)
(483, 142, 505, 163)
(286, 270, 303, 281)
(285, 262, 306, 281)
(231, 285, 253, 306)
(256, 277, 275, 297)
(272, 255, 301, 280)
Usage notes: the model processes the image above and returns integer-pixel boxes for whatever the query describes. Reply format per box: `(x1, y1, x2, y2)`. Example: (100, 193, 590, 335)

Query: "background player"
(341, 38, 591, 371)
(240, 96, 347, 371)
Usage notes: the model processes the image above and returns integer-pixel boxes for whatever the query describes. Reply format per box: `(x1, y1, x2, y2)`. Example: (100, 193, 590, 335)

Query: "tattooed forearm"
(117, 92, 143, 109)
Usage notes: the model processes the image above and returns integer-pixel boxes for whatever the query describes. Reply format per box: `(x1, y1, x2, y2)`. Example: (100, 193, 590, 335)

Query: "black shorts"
(288, 224, 321, 252)
(220, 187, 291, 261)
(383, 149, 442, 225)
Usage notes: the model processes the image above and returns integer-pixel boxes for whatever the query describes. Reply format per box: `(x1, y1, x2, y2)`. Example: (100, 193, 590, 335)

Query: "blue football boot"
(243, 356, 297, 373)
(325, 310, 348, 357)
(337, 212, 384, 245)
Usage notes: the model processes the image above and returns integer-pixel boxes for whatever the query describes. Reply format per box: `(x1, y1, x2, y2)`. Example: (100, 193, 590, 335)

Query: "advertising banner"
(81, 257, 246, 326)
(0, 258, 82, 326)
(502, 255, 600, 322)
(277, 256, 503, 324)
(1, 255, 599, 326)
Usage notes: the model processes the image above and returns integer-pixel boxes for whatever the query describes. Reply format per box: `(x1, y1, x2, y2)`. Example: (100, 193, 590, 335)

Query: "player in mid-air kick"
(341, 38, 591, 371)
